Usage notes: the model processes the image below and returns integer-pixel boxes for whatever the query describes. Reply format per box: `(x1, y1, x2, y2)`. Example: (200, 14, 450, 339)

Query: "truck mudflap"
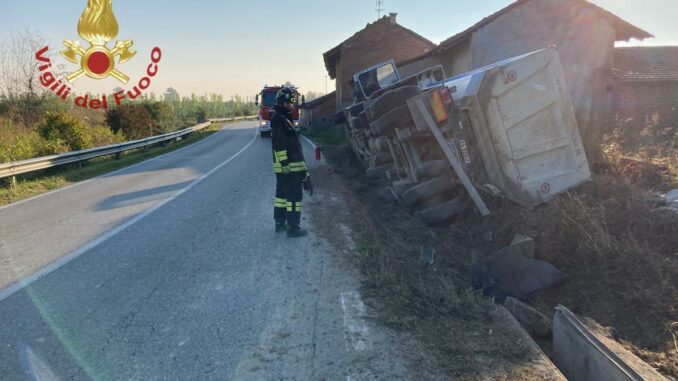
(441, 48, 591, 207)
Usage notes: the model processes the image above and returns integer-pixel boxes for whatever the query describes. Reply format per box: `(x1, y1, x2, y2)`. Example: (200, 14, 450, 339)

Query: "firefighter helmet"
(276, 87, 297, 105)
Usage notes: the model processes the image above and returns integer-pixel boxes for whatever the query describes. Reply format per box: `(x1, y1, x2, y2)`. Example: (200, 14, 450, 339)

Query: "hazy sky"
(1, 1, 676, 99)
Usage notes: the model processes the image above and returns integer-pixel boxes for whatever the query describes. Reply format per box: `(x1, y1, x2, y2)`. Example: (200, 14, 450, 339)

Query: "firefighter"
(271, 87, 313, 238)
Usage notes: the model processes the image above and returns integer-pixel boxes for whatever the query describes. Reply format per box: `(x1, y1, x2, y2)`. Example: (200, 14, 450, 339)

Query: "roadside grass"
(0, 123, 225, 206)
(305, 124, 547, 379)
(307, 123, 678, 378)
(478, 176, 678, 378)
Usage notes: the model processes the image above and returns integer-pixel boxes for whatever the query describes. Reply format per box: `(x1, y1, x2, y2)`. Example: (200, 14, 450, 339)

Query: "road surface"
(0, 122, 410, 380)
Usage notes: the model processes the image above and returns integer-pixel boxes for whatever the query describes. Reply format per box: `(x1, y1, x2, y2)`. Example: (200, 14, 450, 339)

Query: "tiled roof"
(614, 46, 678, 82)
(438, 0, 652, 52)
(323, 15, 436, 79)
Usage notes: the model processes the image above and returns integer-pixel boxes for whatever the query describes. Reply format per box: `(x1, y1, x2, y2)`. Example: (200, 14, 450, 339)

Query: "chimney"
(389, 12, 398, 24)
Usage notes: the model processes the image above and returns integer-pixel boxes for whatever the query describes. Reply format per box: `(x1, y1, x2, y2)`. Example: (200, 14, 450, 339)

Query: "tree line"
(0, 29, 257, 163)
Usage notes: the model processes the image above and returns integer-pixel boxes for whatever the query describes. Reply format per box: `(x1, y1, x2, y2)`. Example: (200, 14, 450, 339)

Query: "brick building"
(396, 0, 651, 162)
(300, 91, 336, 128)
(613, 46, 678, 121)
(323, 13, 436, 111)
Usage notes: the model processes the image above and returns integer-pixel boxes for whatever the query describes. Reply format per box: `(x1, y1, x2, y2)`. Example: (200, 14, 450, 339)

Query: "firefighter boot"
(287, 226, 308, 238)
(275, 221, 287, 233)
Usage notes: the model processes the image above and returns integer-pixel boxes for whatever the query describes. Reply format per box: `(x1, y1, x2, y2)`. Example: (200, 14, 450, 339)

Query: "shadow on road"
(95, 180, 194, 211)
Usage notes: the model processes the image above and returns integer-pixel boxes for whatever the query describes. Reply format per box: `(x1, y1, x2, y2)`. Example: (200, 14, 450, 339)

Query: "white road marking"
(0, 128, 258, 302)
(0, 122, 248, 212)
(301, 135, 318, 149)
(340, 291, 370, 352)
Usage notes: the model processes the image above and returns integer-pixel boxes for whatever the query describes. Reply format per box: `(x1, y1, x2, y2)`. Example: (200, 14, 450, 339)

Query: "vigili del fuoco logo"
(34, 0, 162, 109)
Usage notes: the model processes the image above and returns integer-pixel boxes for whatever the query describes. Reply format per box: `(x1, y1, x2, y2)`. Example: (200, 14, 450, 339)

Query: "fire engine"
(255, 85, 303, 137)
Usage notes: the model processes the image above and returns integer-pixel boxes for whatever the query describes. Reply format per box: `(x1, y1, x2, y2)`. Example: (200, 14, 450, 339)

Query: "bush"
(89, 125, 125, 147)
(105, 104, 155, 140)
(36, 111, 93, 151)
(0, 130, 69, 162)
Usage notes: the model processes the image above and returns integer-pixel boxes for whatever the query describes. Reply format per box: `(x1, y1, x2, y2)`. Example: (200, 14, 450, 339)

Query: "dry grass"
(307, 123, 677, 379)
(475, 176, 678, 378)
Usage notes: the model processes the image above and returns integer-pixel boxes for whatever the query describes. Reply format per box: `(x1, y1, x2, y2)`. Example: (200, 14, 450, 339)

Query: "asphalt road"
(0, 122, 409, 380)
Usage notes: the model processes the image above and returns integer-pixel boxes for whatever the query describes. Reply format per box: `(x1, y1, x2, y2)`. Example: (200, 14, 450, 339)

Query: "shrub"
(143, 102, 179, 133)
(89, 125, 125, 147)
(36, 111, 93, 151)
(0, 130, 68, 162)
(105, 104, 155, 140)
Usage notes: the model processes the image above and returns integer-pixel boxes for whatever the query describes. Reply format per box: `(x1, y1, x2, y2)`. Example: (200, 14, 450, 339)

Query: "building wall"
(302, 92, 337, 128)
(437, 39, 473, 78)
(614, 81, 678, 119)
(467, 0, 617, 161)
(334, 20, 434, 111)
(398, 39, 472, 79)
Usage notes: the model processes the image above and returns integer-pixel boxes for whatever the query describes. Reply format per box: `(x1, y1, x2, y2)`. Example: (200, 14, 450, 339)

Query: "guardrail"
(0, 116, 257, 182)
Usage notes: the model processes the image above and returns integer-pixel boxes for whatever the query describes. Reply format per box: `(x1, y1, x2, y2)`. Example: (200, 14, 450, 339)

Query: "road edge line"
(0, 127, 258, 303)
(0, 121, 250, 212)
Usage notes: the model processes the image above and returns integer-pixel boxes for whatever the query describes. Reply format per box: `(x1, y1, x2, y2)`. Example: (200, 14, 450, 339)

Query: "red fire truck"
(255, 85, 303, 137)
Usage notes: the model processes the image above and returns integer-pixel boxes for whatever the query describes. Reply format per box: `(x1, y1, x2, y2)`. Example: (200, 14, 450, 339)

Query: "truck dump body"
(342, 47, 592, 224)
(442, 48, 591, 207)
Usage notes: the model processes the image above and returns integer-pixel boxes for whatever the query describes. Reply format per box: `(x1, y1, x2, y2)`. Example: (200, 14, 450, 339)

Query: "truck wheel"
(366, 163, 391, 179)
(371, 151, 393, 166)
(391, 179, 417, 197)
(260, 131, 268, 138)
(414, 195, 470, 224)
(401, 175, 457, 206)
(370, 105, 414, 137)
(366, 86, 421, 121)
(416, 160, 449, 179)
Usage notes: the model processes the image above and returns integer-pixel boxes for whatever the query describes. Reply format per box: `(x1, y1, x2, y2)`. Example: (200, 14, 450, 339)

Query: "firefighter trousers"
(274, 172, 304, 227)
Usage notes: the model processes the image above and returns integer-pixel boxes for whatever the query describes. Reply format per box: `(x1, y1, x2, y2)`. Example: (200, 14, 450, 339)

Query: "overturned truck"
(341, 48, 592, 224)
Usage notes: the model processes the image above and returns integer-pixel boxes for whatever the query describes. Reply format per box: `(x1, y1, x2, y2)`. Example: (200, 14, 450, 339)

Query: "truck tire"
(366, 86, 421, 121)
(368, 136, 390, 153)
(366, 163, 391, 179)
(391, 179, 417, 197)
(417, 160, 449, 179)
(414, 195, 470, 224)
(401, 175, 457, 206)
(370, 105, 414, 137)
(371, 152, 393, 166)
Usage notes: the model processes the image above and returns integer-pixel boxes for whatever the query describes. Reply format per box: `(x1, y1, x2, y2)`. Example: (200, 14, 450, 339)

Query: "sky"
(1, 0, 676, 100)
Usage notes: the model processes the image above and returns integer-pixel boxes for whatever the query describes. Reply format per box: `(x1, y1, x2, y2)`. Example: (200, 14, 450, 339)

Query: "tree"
(305, 91, 322, 102)
(164, 87, 180, 102)
(105, 104, 155, 139)
(0, 28, 57, 127)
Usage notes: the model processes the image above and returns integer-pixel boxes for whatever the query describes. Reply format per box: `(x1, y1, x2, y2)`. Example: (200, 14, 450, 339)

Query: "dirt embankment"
(307, 128, 565, 380)
(305, 124, 678, 380)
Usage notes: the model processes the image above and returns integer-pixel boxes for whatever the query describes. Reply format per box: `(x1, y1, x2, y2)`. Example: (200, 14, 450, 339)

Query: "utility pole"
(375, 0, 385, 18)
(325, 75, 328, 95)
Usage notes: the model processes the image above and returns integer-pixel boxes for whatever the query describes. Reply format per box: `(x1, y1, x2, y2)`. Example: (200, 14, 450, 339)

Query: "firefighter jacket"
(271, 104, 307, 174)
